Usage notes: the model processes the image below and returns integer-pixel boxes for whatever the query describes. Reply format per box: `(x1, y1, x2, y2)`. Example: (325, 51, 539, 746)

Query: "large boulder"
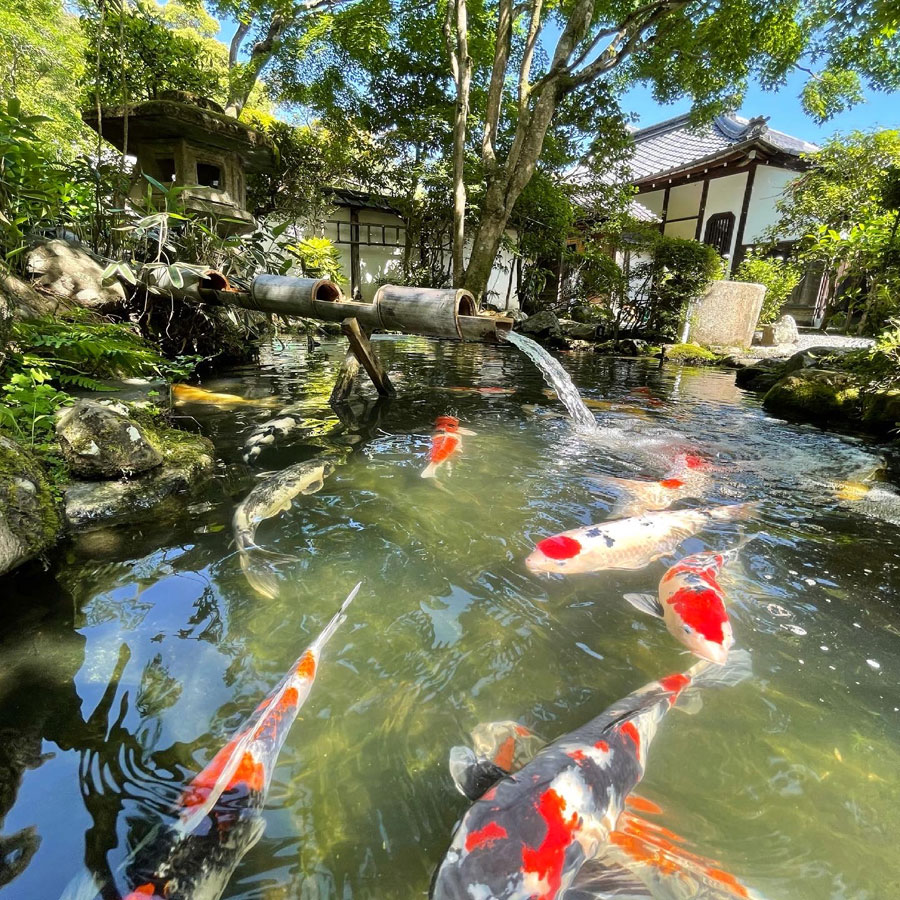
(25, 239, 126, 310)
(763, 369, 862, 425)
(735, 358, 789, 392)
(760, 315, 799, 346)
(0, 435, 63, 576)
(56, 400, 163, 479)
(558, 318, 599, 341)
(63, 418, 216, 529)
(518, 310, 562, 341)
(0, 271, 62, 319)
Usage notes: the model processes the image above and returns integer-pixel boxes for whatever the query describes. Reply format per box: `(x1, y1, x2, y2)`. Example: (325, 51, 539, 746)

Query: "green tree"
(0, 0, 90, 149)
(772, 131, 900, 333)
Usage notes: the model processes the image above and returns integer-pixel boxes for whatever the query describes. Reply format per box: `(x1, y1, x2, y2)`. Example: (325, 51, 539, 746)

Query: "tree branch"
(517, 0, 542, 112)
(483, 0, 513, 166)
(229, 20, 250, 69)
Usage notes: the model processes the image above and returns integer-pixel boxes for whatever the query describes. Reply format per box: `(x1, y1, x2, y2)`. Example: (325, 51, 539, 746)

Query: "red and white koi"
(421, 415, 476, 479)
(526, 503, 757, 576)
(70, 584, 361, 900)
(624, 540, 755, 664)
(603, 453, 713, 517)
(431, 653, 752, 900)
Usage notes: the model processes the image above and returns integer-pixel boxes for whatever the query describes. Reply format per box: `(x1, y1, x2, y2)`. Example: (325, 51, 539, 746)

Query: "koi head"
(525, 534, 582, 573)
(435, 415, 460, 432)
(664, 579, 734, 664)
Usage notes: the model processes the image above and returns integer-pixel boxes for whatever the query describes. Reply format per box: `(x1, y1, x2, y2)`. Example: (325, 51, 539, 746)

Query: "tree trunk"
(445, 0, 472, 286)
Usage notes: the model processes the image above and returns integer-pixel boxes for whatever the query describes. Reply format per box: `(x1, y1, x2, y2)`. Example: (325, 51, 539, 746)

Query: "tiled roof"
(628, 113, 819, 182)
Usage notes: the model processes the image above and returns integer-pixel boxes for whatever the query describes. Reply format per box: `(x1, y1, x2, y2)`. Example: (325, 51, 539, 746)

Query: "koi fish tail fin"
(241, 554, 280, 600)
(676, 649, 753, 715)
(449, 745, 508, 801)
(58, 871, 107, 900)
(721, 528, 767, 566)
(421, 462, 439, 479)
(309, 582, 361, 655)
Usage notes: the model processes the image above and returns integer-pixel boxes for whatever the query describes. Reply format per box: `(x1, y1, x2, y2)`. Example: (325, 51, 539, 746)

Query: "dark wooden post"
(732, 162, 758, 273)
(659, 184, 671, 234)
(694, 177, 710, 241)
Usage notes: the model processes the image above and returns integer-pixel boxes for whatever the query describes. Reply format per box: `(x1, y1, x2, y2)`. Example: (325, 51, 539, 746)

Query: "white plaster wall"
(666, 181, 703, 220)
(743, 165, 800, 242)
(699, 172, 747, 264)
(639, 189, 666, 216)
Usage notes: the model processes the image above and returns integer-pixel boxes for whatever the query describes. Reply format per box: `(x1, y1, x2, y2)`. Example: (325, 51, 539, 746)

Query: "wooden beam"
(349, 207, 361, 300)
(659, 184, 671, 233)
(732, 162, 758, 273)
(695, 177, 710, 240)
(341, 317, 396, 397)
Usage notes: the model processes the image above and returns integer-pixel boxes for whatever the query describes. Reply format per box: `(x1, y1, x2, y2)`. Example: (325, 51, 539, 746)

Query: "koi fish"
(603, 453, 712, 517)
(448, 723, 762, 899)
(172, 383, 280, 408)
(233, 457, 335, 598)
(62, 584, 361, 900)
(623, 538, 757, 663)
(831, 461, 900, 525)
(441, 386, 516, 396)
(525, 503, 756, 576)
(541, 390, 650, 417)
(421, 416, 476, 479)
(431, 653, 752, 899)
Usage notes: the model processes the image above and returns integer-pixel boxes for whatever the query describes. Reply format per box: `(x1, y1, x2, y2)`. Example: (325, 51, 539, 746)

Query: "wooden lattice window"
(703, 212, 735, 256)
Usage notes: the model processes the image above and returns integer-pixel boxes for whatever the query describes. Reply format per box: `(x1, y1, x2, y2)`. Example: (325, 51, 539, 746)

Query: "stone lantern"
(83, 92, 275, 232)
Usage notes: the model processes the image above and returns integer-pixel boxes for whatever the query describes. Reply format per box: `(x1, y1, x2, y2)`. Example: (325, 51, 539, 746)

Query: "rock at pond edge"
(0, 435, 63, 576)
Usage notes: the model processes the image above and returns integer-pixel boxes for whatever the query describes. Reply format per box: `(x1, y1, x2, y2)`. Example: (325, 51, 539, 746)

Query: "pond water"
(1, 337, 898, 900)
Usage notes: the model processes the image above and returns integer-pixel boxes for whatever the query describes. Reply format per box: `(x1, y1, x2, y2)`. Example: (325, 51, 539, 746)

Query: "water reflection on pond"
(1, 336, 898, 900)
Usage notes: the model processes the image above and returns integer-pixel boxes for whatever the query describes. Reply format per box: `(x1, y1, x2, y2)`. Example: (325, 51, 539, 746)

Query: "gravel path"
(742, 329, 874, 359)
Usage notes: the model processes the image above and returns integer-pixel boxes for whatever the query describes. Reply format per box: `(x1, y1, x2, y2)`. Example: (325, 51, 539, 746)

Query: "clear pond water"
(1, 337, 898, 900)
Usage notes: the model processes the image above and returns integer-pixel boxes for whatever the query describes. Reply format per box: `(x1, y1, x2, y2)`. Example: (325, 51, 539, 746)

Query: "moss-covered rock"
(0, 435, 63, 575)
(860, 389, 900, 435)
(664, 343, 722, 365)
(56, 399, 163, 479)
(63, 412, 216, 529)
(735, 358, 789, 391)
(763, 369, 863, 426)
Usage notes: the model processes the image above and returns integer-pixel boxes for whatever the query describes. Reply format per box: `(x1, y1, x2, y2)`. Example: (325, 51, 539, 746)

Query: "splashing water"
(502, 331, 598, 431)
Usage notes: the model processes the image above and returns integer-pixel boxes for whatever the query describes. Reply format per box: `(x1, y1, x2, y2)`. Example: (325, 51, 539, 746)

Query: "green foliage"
(0, 310, 167, 449)
(284, 236, 343, 281)
(80, 0, 227, 106)
(635, 237, 723, 339)
(0, 99, 96, 267)
(734, 252, 804, 324)
(0, 0, 91, 149)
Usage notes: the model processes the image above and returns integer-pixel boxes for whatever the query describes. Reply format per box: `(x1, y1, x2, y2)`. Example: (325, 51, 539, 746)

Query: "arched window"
(703, 212, 735, 256)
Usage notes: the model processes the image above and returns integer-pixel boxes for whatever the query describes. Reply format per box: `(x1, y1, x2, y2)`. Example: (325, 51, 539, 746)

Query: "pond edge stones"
(0, 435, 63, 576)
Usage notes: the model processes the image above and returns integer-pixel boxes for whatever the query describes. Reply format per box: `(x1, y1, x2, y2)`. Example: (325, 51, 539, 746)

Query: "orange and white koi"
(623, 538, 756, 663)
(421, 415, 476, 479)
(525, 503, 756, 576)
(602, 453, 712, 517)
(432, 652, 753, 899)
(85, 584, 362, 900)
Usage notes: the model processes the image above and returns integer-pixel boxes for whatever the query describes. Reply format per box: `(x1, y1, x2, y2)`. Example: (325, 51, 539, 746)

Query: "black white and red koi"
(525, 503, 756, 576)
(430, 656, 750, 900)
(624, 547, 740, 664)
(65, 584, 361, 900)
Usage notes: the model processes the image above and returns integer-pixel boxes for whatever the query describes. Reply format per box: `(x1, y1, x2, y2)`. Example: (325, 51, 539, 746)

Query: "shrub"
(734, 252, 804, 324)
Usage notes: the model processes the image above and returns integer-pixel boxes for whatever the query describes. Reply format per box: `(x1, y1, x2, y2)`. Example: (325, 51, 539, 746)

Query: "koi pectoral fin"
(562, 859, 652, 899)
(623, 592, 664, 619)
(456, 427, 477, 436)
(448, 746, 508, 801)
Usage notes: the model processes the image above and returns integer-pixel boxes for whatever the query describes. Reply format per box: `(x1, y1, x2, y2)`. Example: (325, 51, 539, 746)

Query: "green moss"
(0, 435, 63, 560)
(665, 343, 721, 365)
(763, 370, 863, 425)
(129, 407, 215, 470)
